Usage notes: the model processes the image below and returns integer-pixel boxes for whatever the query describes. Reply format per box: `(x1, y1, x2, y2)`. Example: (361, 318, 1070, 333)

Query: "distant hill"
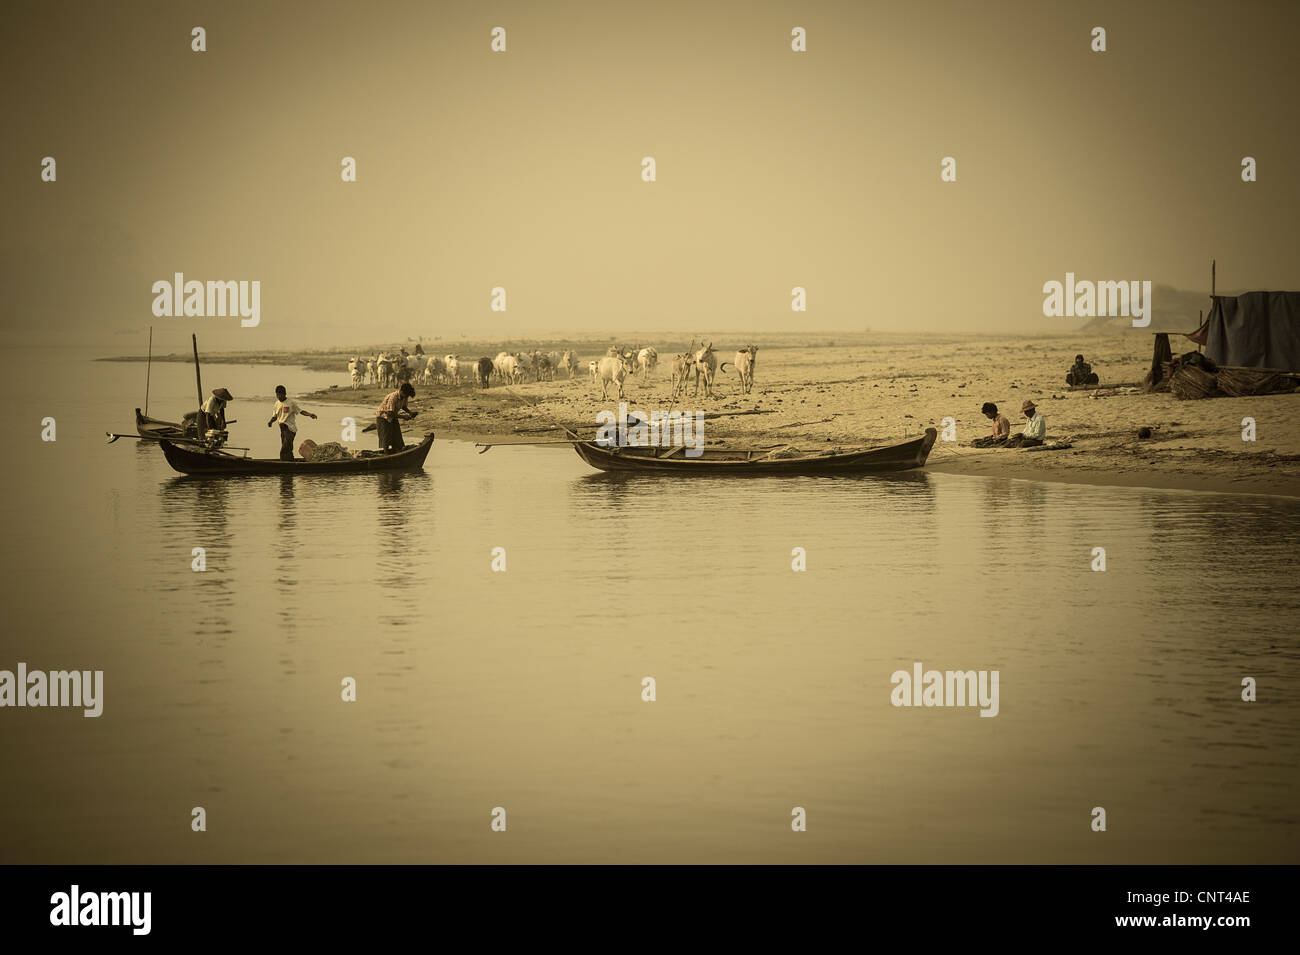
(1080, 285, 1220, 333)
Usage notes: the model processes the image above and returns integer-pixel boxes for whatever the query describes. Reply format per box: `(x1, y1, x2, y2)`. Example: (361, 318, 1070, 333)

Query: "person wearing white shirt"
(267, 385, 317, 461)
(1006, 399, 1046, 447)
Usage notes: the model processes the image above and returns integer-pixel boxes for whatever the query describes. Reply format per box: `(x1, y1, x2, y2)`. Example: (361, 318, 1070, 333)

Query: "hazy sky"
(4, 0, 1298, 350)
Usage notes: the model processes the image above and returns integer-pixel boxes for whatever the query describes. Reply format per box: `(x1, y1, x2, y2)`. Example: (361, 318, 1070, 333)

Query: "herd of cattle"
(346, 343, 758, 400)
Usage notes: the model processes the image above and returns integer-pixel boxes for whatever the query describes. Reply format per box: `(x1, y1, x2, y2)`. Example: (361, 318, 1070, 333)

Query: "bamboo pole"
(192, 334, 203, 410)
(145, 327, 153, 415)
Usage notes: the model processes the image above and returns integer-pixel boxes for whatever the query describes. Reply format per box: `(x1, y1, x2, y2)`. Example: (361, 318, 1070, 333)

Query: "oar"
(475, 438, 590, 454)
(105, 432, 250, 451)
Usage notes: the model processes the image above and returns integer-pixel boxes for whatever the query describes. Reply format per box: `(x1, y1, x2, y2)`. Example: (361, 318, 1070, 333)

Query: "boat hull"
(136, 408, 190, 441)
(159, 434, 435, 476)
(572, 428, 937, 475)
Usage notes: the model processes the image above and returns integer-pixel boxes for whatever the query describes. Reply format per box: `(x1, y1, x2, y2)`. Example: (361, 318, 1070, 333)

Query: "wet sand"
(106, 332, 1300, 497)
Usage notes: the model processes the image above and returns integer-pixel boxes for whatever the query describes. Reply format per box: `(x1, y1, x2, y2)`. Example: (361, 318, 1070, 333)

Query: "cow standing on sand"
(560, 351, 576, 378)
(669, 348, 693, 400)
(726, 345, 758, 394)
(476, 357, 493, 388)
(692, 342, 718, 398)
(598, 352, 634, 399)
(348, 357, 364, 389)
(588, 360, 599, 383)
(637, 347, 658, 380)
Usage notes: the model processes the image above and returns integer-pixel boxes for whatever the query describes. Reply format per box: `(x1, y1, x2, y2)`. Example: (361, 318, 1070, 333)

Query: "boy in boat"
(971, 402, 1011, 447)
(267, 385, 318, 461)
(1004, 400, 1046, 448)
(376, 382, 418, 452)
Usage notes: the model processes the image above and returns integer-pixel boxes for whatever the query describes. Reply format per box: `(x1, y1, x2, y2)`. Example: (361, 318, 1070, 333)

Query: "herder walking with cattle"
(376, 382, 418, 452)
(267, 385, 317, 461)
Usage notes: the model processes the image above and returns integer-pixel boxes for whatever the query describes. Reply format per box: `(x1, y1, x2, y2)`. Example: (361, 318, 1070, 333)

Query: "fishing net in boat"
(765, 446, 805, 459)
(303, 441, 354, 462)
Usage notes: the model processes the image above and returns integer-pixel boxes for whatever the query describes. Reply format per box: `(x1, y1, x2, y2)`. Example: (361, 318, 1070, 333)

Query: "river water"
(1, 349, 1297, 863)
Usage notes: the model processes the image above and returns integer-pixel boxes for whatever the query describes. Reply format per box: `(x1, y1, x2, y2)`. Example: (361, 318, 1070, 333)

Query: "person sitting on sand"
(971, 402, 1011, 447)
(1005, 400, 1046, 448)
(376, 382, 417, 452)
(1066, 353, 1099, 387)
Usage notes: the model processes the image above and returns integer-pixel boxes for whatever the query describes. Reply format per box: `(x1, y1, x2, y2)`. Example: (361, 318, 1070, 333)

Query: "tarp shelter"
(1188, 292, 1300, 373)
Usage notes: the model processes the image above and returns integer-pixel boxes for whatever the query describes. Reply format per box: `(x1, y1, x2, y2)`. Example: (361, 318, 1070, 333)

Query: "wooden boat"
(158, 433, 435, 476)
(570, 428, 937, 475)
(136, 408, 190, 441)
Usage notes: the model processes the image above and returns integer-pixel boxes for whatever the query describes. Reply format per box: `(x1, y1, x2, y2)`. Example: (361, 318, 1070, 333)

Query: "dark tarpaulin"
(1204, 291, 1300, 373)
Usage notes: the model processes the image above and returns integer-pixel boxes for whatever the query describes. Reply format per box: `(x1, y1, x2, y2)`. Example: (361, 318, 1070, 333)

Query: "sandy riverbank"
(107, 332, 1300, 497)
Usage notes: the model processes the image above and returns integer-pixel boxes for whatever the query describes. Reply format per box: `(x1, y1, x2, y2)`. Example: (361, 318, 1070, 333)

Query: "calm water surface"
(1, 350, 1297, 863)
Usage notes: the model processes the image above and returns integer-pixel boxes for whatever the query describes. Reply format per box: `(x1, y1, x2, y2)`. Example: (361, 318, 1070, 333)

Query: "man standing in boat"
(267, 385, 318, 461)
(376, 382, 417, 452)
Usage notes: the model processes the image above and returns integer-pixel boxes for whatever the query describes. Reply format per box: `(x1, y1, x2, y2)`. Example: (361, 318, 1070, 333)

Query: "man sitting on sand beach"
(971, 402, 1011, 447)
(1066, 354, 1099, 387)
(1005, 400, 1046, 448)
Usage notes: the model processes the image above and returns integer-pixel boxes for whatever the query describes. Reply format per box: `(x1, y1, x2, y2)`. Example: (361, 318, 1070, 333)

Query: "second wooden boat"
(135, 408, 190, 441)
(569, 428, 937, 475)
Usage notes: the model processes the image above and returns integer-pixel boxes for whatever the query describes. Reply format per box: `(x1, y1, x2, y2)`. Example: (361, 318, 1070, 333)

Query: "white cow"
(497, 355, 523, 384)
(348, 357, 364, 389)
(669, 348, 693, 400)
(444, 355, 460, 384)
(366, 358, 377, 386)
(588, 360, 599, 383)
(729, 345, 758, 394)
(560, 351, 576, 378)
(637, 347, 658, 380)
(422, 355, 444, 384)
(598, 352, 633, 399)
(376, 354, 396, 389)
(692, 342, 718, 398)
(493, 351, 512, 381)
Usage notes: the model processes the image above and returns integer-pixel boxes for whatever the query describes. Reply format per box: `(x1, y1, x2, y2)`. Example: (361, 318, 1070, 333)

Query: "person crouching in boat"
(185, 387, 234, 436)
(376, 382, 417, 452)
(1005, 399, 1045, 448)
(267, 385, 317, 461)
(970, 402, 1010, 447)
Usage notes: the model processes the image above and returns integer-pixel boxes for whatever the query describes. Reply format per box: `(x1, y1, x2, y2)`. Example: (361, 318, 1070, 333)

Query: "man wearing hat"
(1005, 399, 1046, 447)
(188, 387, 234, 435)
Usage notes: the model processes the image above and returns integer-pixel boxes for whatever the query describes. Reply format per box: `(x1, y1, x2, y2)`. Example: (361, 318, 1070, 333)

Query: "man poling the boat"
(376, 382, 418, 452)
(268, 385, 318, 462)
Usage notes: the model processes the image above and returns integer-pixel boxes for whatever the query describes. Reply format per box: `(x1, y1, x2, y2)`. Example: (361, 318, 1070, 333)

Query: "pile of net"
(299, 440, 354, 462)
(1168, 362, 1294, 400)
(1170, 365, 1220, 400)
(1216, 368, 1289, 397)
(764, 446, 806, 459)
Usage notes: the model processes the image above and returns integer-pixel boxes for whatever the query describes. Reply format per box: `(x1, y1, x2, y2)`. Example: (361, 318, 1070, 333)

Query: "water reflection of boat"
(570, 428, 937, 475)
(158, 434, 435, 476)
